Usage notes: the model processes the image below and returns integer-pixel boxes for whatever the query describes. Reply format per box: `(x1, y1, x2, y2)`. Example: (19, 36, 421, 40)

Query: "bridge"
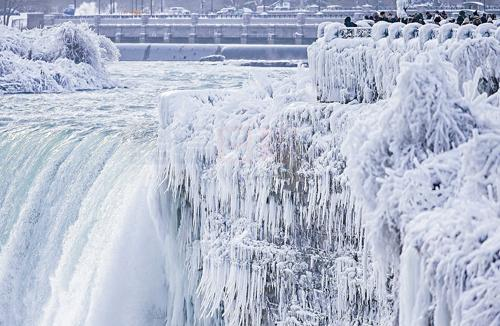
(43, 12, 363, 45)
(32, 7, 500, 45)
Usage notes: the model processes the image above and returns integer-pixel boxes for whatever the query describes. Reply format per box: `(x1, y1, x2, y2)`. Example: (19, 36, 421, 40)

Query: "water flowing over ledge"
(155, 22, 500, 325)
(0, 62, 292, 326)
(0, 22, 119, 94)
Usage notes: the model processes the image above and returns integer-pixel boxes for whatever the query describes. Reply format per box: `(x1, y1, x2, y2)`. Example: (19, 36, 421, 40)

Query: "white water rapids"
(0, 62, 293, 326)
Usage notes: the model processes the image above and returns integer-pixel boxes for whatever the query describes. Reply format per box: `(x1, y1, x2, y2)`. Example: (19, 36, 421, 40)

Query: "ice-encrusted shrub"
(343, 55, 475, 267)
(0, 25, 30, 57)
(29, 22, 119, 70)
(457, 24, 476, 40)
(371, 21, 390, 41)
(0, 22, 119, 94)
(397, 131, 500, 326)
(388, 22, 405, 41)
(438, 23, 459, 43)
(342, 45, 500, 324)
(449, 37, 500, 95)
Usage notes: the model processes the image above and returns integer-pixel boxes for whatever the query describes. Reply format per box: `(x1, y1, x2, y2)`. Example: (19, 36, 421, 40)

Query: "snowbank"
(0, 22, 119, 94)
(155, 23, 500, 326)
(308, 22, 500, 103)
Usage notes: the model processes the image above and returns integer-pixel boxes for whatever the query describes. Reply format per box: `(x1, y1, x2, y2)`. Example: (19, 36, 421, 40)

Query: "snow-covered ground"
(155, 21, 500, 325)
(0, 22, 119, 94)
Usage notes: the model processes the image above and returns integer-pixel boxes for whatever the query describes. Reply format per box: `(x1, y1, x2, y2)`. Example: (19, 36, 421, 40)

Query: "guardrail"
(46, 6, 500, 20)
(42, 8, 500, 45)
(47, 10, 371, 20)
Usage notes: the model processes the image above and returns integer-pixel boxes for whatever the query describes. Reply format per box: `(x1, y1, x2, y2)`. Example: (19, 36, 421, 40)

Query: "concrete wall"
(117, 43, 308, 61)
(26, 13, 45, 29)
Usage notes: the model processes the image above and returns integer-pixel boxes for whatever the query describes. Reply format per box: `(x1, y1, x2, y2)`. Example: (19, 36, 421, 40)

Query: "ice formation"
(155, 76, 380, 325)
(308, 22, 500, 103)
(396, 0, 411, 18)
(154, 22, 500, 325)
(0, 22, 119, 94)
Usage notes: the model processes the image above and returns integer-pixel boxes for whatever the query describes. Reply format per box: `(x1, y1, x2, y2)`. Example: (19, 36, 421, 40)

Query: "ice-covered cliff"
(0, 22, 119, 94)
(155, 22, 500, 325)
(155, 74, 380, 325)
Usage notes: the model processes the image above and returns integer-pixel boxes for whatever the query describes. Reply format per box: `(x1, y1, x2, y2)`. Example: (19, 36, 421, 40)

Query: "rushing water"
(0, 62, 294, 326)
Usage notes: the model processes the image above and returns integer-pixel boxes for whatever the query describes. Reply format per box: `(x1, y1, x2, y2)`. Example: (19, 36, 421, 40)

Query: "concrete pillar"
(242, 12, 251, 25)
(189, 27, 196, 43)
(214, 25, 222, 43)
(267, 25, 275, 44)
(191, 13, 199, 25)
(296, 12, 306, 25)
(115, 27, 122, 42)
(163, 25, 171, 43)
(295, 29, 303, 44)
(189, 13, 198, 43)
(294, 13, 305, 45)
(241, 25, 248, 44)
(140, 14, 149, 42)
(26, 12, 44, 29)
(94, 15, 101, 34)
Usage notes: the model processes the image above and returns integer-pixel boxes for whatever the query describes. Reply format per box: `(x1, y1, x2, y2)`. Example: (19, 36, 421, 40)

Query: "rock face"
(153, 22, 500, 326)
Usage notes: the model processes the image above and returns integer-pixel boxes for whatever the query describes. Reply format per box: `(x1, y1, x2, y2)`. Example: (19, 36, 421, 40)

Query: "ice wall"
(308, 22, 500, 103)
(155, 77, 385, 325)
(156, 22, 500, 326)
(0, 22, 119, 94)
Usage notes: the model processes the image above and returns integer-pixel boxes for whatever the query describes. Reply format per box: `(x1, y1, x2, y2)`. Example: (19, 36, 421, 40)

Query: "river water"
(0, 62, 294, 326)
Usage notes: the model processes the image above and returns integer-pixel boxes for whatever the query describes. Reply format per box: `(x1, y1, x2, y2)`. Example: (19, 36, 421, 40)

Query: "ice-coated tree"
(2, 0, 24, 26)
